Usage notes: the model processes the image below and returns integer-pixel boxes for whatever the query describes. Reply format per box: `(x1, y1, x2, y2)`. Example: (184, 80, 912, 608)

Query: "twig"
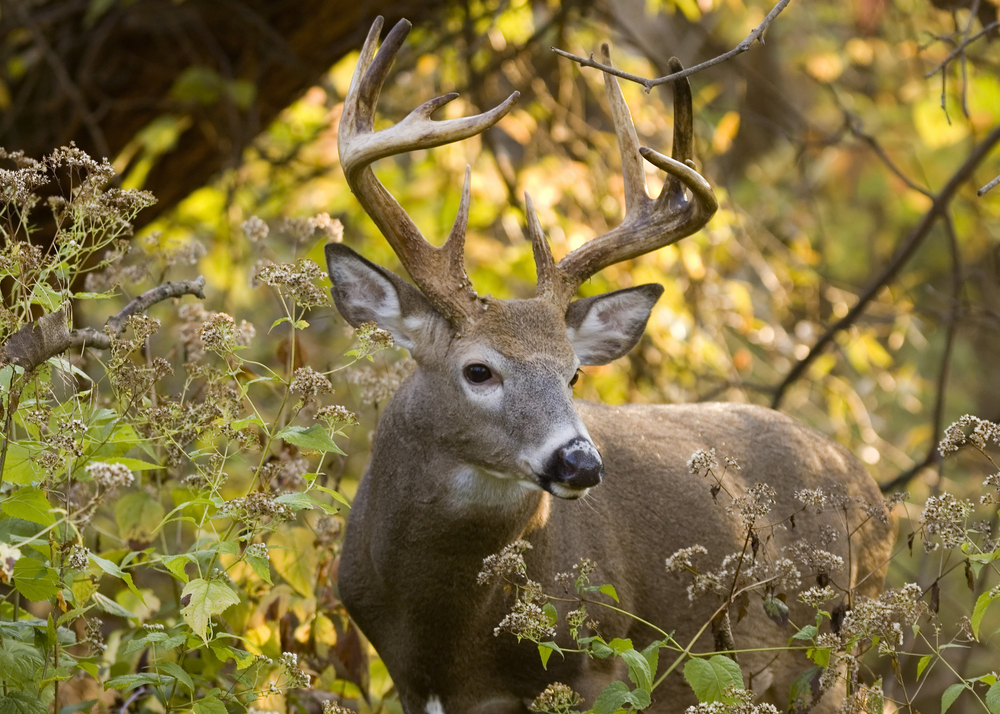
(771, 123, 1000, 409)
(977, 173, 1000, 196)
(880, 216, 962, 494)
(0, 277, 205, 373)
(925, 21, 1000, 79)
(552, 0, 793, 92)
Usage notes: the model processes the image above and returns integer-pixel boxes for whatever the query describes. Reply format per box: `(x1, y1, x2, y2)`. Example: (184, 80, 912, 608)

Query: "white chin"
(548, 483, 591, 500)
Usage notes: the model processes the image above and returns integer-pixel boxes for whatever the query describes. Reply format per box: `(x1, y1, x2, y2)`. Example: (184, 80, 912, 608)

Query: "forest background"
(2, 0, 1000, 712)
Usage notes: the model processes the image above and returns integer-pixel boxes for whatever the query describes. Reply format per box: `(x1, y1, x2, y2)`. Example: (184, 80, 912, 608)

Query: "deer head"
(325, 16, 717, 500)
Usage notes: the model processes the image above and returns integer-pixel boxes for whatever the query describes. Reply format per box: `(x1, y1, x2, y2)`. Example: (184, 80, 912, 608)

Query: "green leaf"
(2, 487, 55, 526)
(103, 457, 161, 471)
(788, 667, 822, 714)
(972, 589, 999, 639)
(89, 553, 145, 605)
(92, 592, 136, 620)
(598, 583, 619, 602)
(591, 681, 630, 714)
(0, 442, 43, 485)
(0, 692, 49, 714)
(275, 425, 345, 454)
(274, 491, 332, 513)
(942, 683, 966, 714)
(311, 484, 351, 507)
(230, 416, 265, 430)
(245, 551, 273, 585)
(763, 595, 789, 629)
(608, 638, 634, 655)
(180, 578, 241, 640)
(193, 695, 228, 714)
(12, 558, 60, 601)
(268, 527, 318, 598)
(986, 681, 1000, 714)
(916, 654, 933, 680)
(684, 655, 744, 703)
(792, 624, 818, 641)
(621, 647, 653, 692)
(105, 673, 173, 691)
(115, 491, 165, 544)
(156, 660, 194, 693)
(160, 554, 195, 584)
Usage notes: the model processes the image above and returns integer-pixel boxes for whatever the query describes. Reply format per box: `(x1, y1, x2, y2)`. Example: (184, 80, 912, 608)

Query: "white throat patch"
(425, 695, 444, 714)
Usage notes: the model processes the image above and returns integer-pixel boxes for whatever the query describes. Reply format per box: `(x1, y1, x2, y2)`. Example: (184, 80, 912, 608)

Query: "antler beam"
(533, 48, 718, 308)
(339, 17, 519, 325)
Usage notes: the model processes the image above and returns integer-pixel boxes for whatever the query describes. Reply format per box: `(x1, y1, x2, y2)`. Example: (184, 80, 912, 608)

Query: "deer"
(325, 17, 895, 714)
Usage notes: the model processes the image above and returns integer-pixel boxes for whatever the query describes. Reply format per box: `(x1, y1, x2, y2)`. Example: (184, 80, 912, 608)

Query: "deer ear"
(325, 243, 444, 352)
(565, 284, 664, 365)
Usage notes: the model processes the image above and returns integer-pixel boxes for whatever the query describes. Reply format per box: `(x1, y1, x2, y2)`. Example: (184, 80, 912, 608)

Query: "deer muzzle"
(544, 437, 604, 496)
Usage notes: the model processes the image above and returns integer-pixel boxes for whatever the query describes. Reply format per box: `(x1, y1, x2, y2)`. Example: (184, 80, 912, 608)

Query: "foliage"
(3, 0, 1000, 712)
(0, 149, 379, 713)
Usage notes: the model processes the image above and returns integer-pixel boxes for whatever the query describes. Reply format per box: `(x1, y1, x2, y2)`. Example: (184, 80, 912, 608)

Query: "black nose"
(551, 437, 604, 489)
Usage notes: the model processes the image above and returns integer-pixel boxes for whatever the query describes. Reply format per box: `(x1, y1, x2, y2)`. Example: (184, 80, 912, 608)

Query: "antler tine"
(525, 194, 565, 300)
(338, 17, 519, 325)
(547, 44, 718, 308)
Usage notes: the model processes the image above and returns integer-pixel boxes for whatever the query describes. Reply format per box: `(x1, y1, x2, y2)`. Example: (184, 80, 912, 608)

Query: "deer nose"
(553, 438, 604, 490)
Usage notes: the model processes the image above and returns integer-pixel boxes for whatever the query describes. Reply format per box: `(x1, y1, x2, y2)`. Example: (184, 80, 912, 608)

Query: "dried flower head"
(795, 488, 827, 514)
(315, 404, 359, 429)
(798, 585, 837, 608)
(478, 539, 532, 585)
(921, 492, 974, 550)
(352, 321, 394, 358)
(310, 212, 344, 241)
(67, 544, 90, 570)
(684, 686, 779, 713)
(255, 259, 331, 307)
(242, 216, 269, 243)
(939, 414, 1000, 456)
(665, 545, 709, 574)
(200, 312, 236, 353)
(493, 599, 556, 641)
(727, 483, 776, 531)
(688, 448, 718, 476)
(86, 461, 134, 490)
(529, 682, 584, 714)
(279, 651, 311, 689)
(290, 366, 334, 399)
(321, 703, 353, 714)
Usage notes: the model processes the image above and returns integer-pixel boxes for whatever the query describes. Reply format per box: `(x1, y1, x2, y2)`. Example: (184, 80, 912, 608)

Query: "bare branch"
(879, 216, 962, 494)
(552, 0, 793, 92)
(771, 123, 1000, 410)
(977, 173, 1000, 196)
(925, 21, 1000, 79)
(0, 277, 205, 373)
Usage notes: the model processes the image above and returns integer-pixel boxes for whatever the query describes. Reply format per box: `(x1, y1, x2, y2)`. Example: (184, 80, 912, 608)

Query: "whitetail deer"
(326, 17, 894, 714)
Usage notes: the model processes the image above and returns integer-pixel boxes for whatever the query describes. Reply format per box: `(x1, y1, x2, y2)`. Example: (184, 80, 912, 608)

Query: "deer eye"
(463, 364, 494, 384)
(570, 370, 581, 387)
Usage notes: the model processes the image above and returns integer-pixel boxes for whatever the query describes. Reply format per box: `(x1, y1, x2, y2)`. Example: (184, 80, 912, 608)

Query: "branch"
(552, 0, 793, 92)
(977, 173, 1000, 196)
(770, 123, 1000, 409)
(879, 216, 962, 494)
(0, 277, 205, 373)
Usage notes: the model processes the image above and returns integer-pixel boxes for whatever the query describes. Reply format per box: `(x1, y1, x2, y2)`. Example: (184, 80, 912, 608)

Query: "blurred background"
(3, 0, 1000, 710)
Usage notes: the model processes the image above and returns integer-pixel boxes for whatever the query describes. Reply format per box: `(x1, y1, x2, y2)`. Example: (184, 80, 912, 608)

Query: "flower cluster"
(921, 492, 974, 550)
(688, 448, 718, 476)
(245, 543, 269, 561)
(798, 585, 837, 608)
(684, 687, 779, 714)
(255, 259, 331, 308)
(840, 583, 925, 649)
(353, 321, 394, 358)
(795, 488, 827, 514)
(279, 652, 311, 689)
(529, 682, 583, 714)
(67, 544, 90, 570)
(315, 404, 359, 429)
(290, 366, 334, 399)
(665, 544, 709, 574)
(939, 414, 1000, 456)
(478, 540, 532, 585)
(727, 483, 776, 532)
(86, 461, 134, 490)
(221, 492, 292, 525)
(493, 598, 556, 641)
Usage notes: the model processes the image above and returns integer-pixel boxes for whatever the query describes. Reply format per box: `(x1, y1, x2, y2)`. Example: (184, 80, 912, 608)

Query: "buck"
(326, 17, 894, 714)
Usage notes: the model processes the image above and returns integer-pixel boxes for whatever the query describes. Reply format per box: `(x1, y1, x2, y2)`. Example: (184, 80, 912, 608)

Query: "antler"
(532, 46, 719, 308)
(339, 17, 519, 325)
